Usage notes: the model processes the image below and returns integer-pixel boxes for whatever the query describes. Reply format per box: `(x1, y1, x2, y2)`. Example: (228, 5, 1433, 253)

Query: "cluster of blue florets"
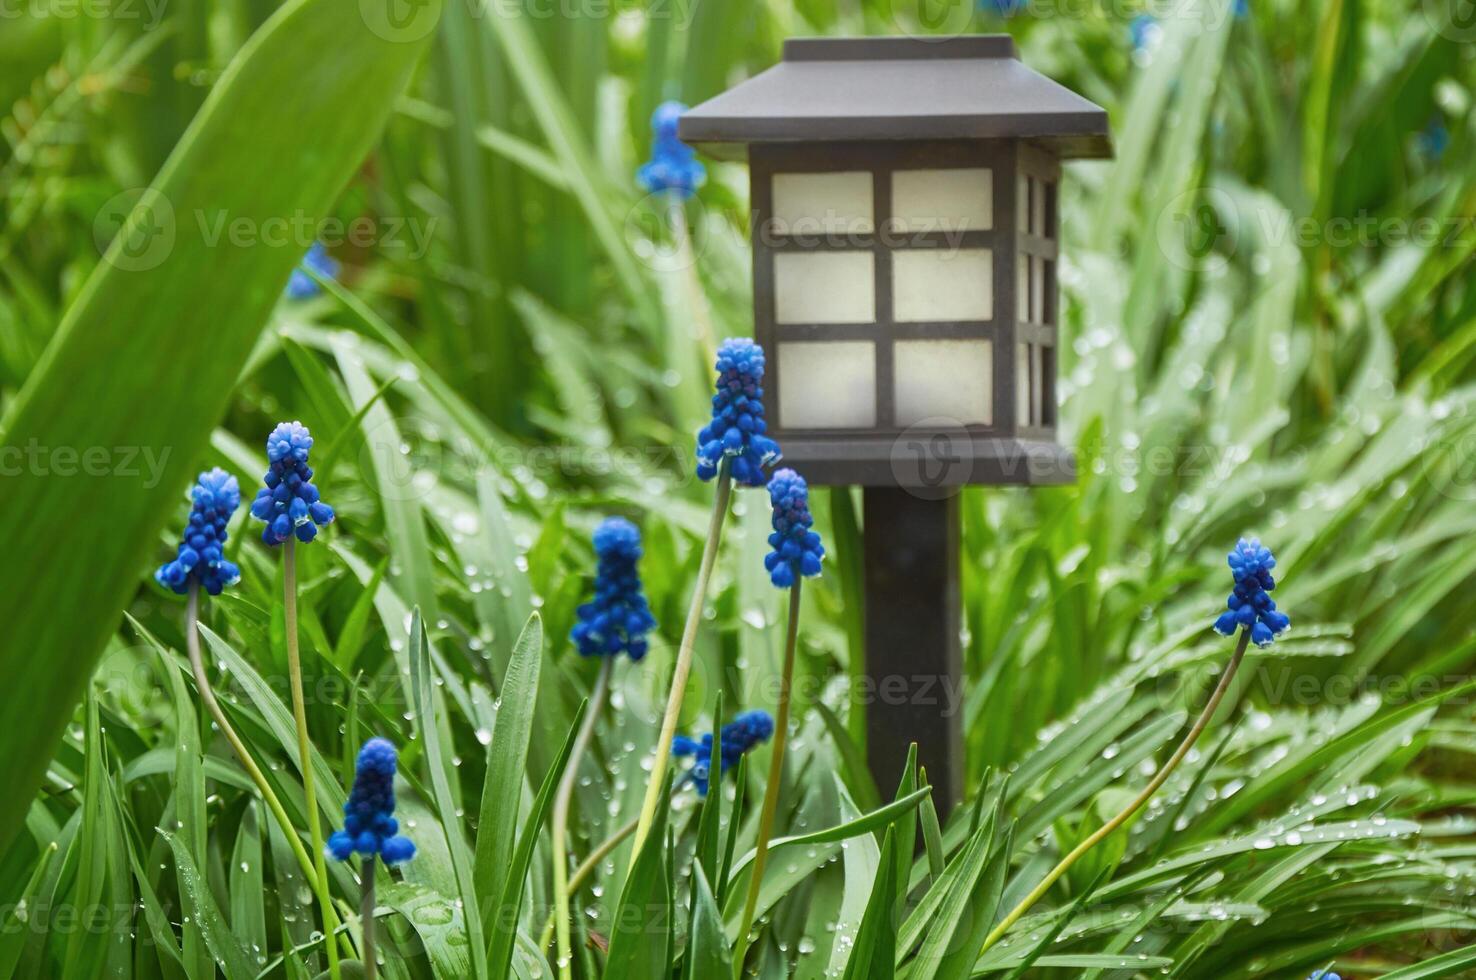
(327, 738, 416, 865)
(672, 710, 775, 796)
(636, 101, 705, 200)
(285, 241, 338, 300)
(764, 469, 824, 589)
(156, 468, 243, 597)
(696, 339, 781, 487)
(570, 518, 658, 661)
(249, 422, 336, 546)
(1212, 538, 1290, 647)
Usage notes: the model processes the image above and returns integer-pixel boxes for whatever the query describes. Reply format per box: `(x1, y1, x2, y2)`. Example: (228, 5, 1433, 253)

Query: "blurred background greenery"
(3, 0, 1476, 976)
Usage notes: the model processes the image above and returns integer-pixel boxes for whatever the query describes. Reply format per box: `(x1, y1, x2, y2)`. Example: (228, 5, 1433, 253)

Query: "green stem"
(361, 856, 377, 980)
(551, 656, 614, 979)
(668, 192, 716, 371)
(285, 540, 341, 980)
(979, 629, 1253, 956)
(629, 467, 733, 867)
(538, 815, 639, 951)
(732, 580, 802, 976)
(186, 584, 346, 954)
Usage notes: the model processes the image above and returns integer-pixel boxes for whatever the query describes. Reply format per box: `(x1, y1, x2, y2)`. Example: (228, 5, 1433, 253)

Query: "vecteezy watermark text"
(0, 441, 170, 488)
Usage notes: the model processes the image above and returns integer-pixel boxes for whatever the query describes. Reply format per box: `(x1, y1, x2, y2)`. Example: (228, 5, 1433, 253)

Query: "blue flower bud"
(636, 101, 705, 200)
(1211, 538, 1289, 647)
(696, 339, 781, 487)
(570, 518, 657, 661)
(156, 469, 243, 597)
(251, 422, 336, 547)
(328, 738, 415, 865)
(672, 710, 774, 796)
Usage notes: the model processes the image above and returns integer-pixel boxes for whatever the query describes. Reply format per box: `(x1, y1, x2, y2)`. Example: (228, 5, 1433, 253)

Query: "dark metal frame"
(752, 139, 1069, 487)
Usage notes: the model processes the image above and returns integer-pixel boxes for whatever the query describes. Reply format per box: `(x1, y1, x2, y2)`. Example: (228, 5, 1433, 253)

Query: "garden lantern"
(682, 35, 1111, 811)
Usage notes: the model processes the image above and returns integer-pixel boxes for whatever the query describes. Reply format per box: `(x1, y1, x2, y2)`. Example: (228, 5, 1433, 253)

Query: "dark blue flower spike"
(636, 101, 705, 200)
(763, 468, 824, 589)
(249, 421, 335, 546)
(327, 738, 415, 865)
(1213, 538, 1290, 647)
(286, 241, 338, 300)
(570, 517, 658, 661)
(156, 468, 243, 596)
(696, 338, 781, 487)
(672, 709, 775, 796)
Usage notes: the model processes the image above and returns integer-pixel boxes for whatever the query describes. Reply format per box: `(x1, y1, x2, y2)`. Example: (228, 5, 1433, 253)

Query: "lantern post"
(682, 35, 1112, 814)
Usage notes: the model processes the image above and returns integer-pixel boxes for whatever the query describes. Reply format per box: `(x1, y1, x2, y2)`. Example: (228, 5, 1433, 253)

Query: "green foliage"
(1, 0, 1475, 977)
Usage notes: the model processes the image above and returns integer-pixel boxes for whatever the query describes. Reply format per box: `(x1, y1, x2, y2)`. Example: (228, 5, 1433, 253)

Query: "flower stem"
(361, 856, 377, 980)
(551, 656, 614, 980)
(629, 468, 733, 867)
(539, 814, 639, 952)
(668, 192, 716, 370)
(979, 629, 1252, 956)
(731, 580, 801, 975)
(185, 584, 345, 955)
(285, 540, 341, 980)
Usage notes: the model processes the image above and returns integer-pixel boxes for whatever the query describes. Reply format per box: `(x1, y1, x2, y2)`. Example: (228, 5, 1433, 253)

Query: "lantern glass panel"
(891, 168, 993, 232)
(772, 171, 875, 236)
(894, 339, 993, 426)
(892, 248, 993, 322)
(778, 341, 877, 429)
(774, 251, 876, 324)
(1016, 342, 1031, 425)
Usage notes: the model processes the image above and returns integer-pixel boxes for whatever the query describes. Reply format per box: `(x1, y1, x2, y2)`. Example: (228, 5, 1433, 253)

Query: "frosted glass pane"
(1031, 256, 1045, 325)
(894, 340, 993, 427)
(1016, 343, 1031, 425)
(774, 251, 875, 325)
(772, 172, 874, 236)
(1018, 257, 1030, 324)
(1032, 179, 1048, 237)
(892, 168, 993, 233)
(778, 342, 876, 429)
(1017, 174, 1030, 234)
(892, 248, 992, 322)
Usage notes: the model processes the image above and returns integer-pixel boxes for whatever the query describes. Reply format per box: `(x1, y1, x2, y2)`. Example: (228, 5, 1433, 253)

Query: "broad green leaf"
(0, 0, 439, 851)
(682, 865, 732, 980)
(840, 827, 897, 980)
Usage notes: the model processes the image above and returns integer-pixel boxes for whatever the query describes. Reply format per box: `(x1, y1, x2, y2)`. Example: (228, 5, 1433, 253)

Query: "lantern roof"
(679, 35, 1112, 161)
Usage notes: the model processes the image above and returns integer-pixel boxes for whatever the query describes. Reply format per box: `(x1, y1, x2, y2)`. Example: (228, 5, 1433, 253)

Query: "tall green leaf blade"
(473, 613, 543, 953)
(0, 0, 439, 851)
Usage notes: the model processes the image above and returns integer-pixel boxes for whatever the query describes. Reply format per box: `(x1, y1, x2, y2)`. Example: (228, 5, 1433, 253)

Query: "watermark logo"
(885, 0, 977, 40)
(360, 0, 440, 42)
(1156, 186, 1239, 273)
(1423, 0, 1476, 41)
(891, 418, 974, 498)
(93, 188, 176, 272)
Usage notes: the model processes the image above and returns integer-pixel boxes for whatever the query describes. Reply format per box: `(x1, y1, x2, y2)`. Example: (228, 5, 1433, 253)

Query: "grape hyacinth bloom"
(695, 338, 781, 487)
(636, 101, 705, 200)
(570, 517, 657, 661)
(156, 468, 243, 596)
(249, 421, 336, 545)
(327, 738, 416, 865)
(1130, 14, 1163, 59)
(285, 241, 338, 300)
(764, 468, 824, 588)
(978, 0, 1025, 15)
(1213, 538, 1290, 647)
(672, 710, 775, 796)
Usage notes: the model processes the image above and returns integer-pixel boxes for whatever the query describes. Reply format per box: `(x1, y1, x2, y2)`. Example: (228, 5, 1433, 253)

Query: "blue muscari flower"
(1308, 973, 1340, 980)
(1130, 14, 1162, 56)
(327, 738, 415, 864)
(764, 468, 824, 589)
(1212, 538, 1290, 647)
(570, 517, 658, 661)
(671, 710, 775, 796)
(696, 338, 781, 487)
(636, 101, 705, 200)
(156, 468, 243, 597)
(1419, 118, 1449, 160)
(1233, 0, 1249, 18)
(248, 421, 336, 546)
(286, 241, 338, 300)
(978, 0, 1025, 15)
